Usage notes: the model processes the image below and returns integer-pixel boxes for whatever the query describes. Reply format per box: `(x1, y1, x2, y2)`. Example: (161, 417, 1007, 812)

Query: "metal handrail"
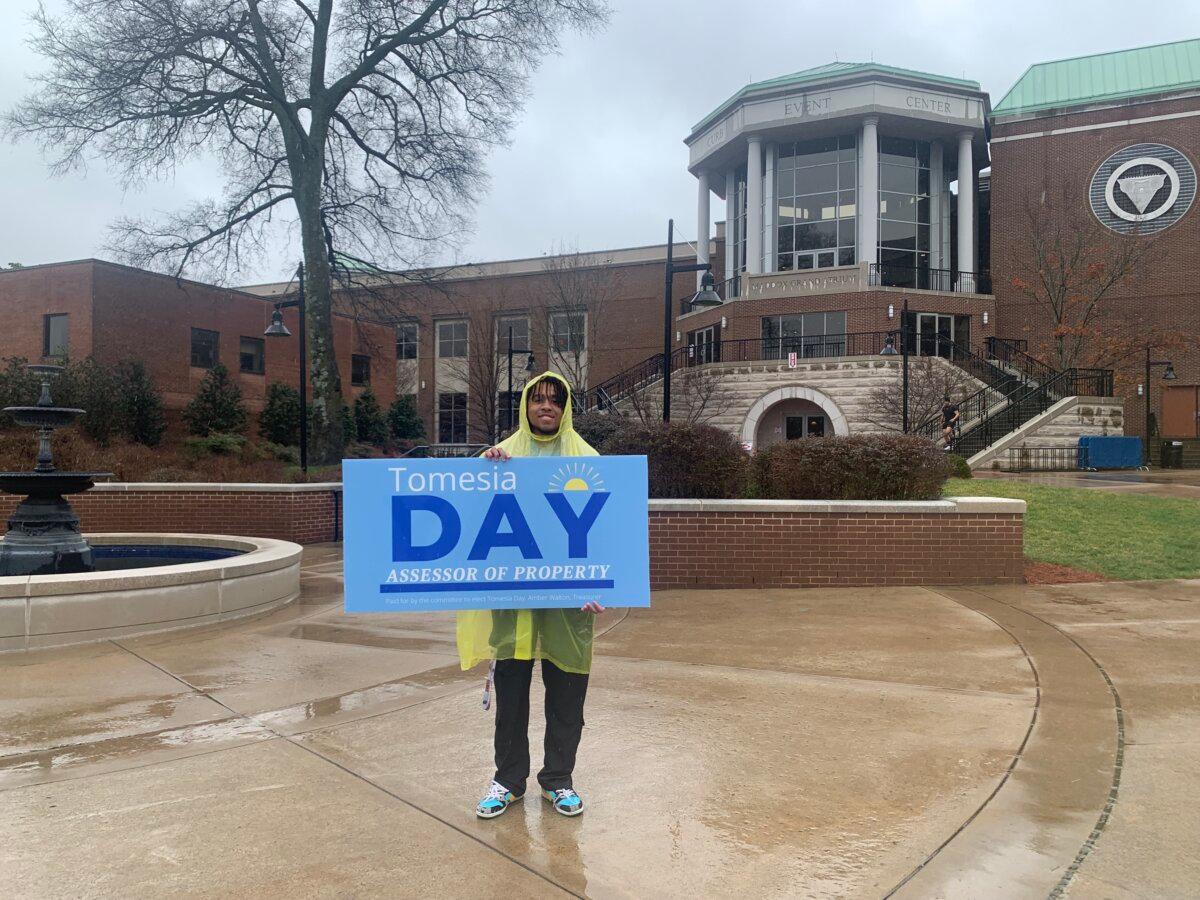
(868, 262, 992, 294)
(401, 444, 488, 458)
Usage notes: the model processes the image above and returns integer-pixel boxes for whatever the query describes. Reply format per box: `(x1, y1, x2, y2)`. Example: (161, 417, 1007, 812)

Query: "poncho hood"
(493, 371, 597, 458)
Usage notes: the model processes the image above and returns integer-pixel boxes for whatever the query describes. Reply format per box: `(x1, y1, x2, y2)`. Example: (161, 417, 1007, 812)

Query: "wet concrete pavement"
(1, 545, 1196, 898)
(978, 467, 1200, 501)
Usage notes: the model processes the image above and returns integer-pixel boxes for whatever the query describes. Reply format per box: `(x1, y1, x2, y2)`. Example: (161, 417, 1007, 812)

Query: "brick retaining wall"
(0, 486, 1024, 586)
(0, 483, 343, 545)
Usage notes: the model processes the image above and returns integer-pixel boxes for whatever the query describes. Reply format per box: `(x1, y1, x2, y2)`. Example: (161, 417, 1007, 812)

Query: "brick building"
(0, 259, 396, 416)
(1, 38, 1196, 463)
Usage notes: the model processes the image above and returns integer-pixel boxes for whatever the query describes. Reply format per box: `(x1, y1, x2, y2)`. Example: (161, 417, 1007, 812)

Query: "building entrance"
(1162, 385, 1200, 437)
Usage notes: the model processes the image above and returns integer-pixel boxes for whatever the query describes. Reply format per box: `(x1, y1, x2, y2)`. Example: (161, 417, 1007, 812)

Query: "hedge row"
(573, 415, 953, 501)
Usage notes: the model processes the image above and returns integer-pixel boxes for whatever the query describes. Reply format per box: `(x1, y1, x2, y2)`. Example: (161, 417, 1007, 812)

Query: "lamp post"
(506, 326, 536, 435)
(662, 218, 721, 422)
(263, 263, 307, 474)
(1144, 346, 1177, 465)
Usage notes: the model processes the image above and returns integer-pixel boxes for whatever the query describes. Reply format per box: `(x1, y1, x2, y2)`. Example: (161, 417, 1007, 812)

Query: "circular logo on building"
(1090, 143, 1196, 234)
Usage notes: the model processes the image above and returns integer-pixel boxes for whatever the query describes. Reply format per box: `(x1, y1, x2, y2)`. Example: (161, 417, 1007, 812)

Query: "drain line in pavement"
(881, 592, 1042, 898)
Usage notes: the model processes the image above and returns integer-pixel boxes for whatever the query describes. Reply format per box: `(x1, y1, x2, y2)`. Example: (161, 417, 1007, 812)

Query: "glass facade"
(877, 136, 931, 287)
(776, 135, 856, 272)
(760, 311, 848, 359)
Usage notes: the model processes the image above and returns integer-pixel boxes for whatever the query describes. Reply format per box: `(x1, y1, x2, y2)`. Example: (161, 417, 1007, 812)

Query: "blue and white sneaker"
(542, 787, 584, 817)
(476, 780, 523, 819)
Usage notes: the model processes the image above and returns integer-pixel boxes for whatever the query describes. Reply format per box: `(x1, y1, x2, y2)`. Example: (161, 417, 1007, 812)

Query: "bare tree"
(1009, 181, 1161, 371)
(536, 246, 613, 393)
(624, 365, 731, 426)
(8, 0, 605, 463)
(863, 357, 975, 433)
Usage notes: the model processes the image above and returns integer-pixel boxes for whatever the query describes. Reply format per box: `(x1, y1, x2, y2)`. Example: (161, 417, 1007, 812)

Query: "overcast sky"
(2, 0, 1198, 285)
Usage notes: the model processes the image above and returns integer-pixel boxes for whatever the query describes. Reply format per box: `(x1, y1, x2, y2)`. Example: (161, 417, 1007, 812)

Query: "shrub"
(341, 404, 356, 445)
(573, 411, 634, 453)
(117, 360, 166, 446)
(263, 441, 300, 465)
(259, 382, 302, 445)
(387, 394, 425, 441)
(354, 389, 388, 445)
(184, 432, 246, 457)
(183, 363, 247, 436)
(753, 434, 952, 501)
(0, 357, 38, 428)
(945, 453, 972, 479)
(603, 422, 749, 499)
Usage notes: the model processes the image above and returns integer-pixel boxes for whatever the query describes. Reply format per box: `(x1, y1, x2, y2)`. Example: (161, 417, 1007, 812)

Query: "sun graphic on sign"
(548, 462, 606, 492)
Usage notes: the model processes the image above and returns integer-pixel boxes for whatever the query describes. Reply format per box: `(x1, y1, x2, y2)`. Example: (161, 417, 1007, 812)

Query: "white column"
(859, 117, 879, 267)
(746, 136, 763, 275)
(957, 131, 975, 282)
(763, 142, 777, 273)
(725, 168, 736, 279)
(929, 141, 943, 271)
(696, 171, 710, 289)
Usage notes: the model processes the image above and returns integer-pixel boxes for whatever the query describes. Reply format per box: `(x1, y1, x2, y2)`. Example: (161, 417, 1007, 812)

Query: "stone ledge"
(91, 482, 342, 493)
(650, 497, 1024, 515)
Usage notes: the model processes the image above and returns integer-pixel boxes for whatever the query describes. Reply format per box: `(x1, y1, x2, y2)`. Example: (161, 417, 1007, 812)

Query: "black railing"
(868, 262, 992, 295)
(1003, 446, 1081, 472)
(401, 444, 488, 458)
(985, 336, 1028, 357)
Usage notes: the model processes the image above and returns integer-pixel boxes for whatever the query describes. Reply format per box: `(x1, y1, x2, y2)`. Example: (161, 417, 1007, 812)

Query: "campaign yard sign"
(342, 456, 650, 612)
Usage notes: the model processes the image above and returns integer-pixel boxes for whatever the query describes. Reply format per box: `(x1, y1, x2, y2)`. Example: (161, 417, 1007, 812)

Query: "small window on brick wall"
(352, 354, 371, 386)
(43, 313, 68, 358)
(239, 336, 265, 374)
(191, 328, 219, 368)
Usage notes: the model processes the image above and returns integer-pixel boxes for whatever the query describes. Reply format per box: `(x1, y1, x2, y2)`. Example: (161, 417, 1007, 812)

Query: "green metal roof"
(994, 38, 1200, 117)
(691, 62, 981, 134)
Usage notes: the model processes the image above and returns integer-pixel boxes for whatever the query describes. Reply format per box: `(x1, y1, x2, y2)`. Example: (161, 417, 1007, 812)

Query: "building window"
(438, 392, 467, 443)
(191, 328, 219, 369)
(498, 391, 522, 432)
(42, 314, 68, 358)
(352, 354, 371, 386)
(437, 320, 468, 358)
(550, 311, 586, 353)
(877, 136, 931, 287)
(396, 322, 418, 360)
(496, 315, 530, 352)
(761, 311, 848, 359)
(776, 134, 857, 272)
(238, 337, 265, 375)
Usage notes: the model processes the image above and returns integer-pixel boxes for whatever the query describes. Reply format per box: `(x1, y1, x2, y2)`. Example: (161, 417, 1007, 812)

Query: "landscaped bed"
(946, 478, 1200, 582)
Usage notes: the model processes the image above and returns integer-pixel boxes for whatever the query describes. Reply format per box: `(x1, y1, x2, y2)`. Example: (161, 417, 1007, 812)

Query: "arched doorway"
(741, 386, 848, 452)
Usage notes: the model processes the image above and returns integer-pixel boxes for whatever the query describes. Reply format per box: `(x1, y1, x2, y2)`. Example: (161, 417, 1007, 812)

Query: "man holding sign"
(464, 372, 603, 819)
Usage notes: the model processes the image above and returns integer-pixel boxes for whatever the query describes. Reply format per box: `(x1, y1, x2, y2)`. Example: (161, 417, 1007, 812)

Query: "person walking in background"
(941, 394, 961, 451)
(459, 372, 602, 820)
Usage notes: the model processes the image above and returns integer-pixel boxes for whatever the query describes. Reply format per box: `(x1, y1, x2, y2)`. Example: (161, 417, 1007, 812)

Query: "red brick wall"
(650, 510, 1023, 587)
(0, 261, 96, 362)
(990, 95, 1200, 438)
(0, 487, 342, 545)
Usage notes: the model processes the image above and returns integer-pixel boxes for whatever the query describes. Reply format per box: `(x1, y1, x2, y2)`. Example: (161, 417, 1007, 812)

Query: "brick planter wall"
(0, 487, 1024, 586)
(647, 498, 1024, 588)
(0, 483, 343, 545)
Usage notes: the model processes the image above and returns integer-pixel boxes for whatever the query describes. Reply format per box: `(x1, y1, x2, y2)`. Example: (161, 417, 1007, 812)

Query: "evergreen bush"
(387, 394, 425, 441)
(354, 389, 388, 445)
(116, 360, 167, 446)
(259, 382, 302, 445)
(752, 435, 952, 501)
(0, 357, 40, 429)
(573, 412, 633, 453)
(183, 363, 247, 436)
(603, 422, 749, 499)
(71, 358, 121, 445)
(341, 403, 356, 445)
(184, 432, 246, 457)
(945, 453, 973, 479)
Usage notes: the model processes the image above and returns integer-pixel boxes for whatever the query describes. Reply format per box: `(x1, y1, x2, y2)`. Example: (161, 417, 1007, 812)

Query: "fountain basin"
(0, 533, 301, 652)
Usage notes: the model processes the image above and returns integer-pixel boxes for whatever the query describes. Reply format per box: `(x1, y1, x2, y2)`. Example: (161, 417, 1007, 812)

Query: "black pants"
(493, 658, 589, 794)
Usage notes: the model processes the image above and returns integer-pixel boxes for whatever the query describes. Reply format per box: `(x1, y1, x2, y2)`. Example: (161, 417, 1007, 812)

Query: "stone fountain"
(0, 364, 107, 576)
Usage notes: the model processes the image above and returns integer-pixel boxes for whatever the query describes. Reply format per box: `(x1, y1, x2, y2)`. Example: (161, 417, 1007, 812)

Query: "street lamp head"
(524, 352, 536, 374)
(689, 269, 722, 308)
(880, 335, 899, 355)
(1163, 363, 1177, 380)
(264, 307, 291, 337)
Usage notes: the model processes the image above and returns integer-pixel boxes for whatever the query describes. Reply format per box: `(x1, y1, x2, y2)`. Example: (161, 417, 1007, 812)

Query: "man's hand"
(581, 601, 605, 614)
(483, 446, 511, 462)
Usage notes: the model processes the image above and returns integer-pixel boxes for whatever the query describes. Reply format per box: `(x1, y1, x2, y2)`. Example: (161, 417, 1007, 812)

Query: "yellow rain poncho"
(456, 372, 599, 675)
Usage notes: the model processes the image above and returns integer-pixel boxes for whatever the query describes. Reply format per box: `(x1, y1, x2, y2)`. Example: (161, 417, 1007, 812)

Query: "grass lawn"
(945, 478, 1200, 581)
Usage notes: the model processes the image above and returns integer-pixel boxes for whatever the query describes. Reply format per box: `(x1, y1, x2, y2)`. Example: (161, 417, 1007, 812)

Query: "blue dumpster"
(1078, 435, 1143, 470)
